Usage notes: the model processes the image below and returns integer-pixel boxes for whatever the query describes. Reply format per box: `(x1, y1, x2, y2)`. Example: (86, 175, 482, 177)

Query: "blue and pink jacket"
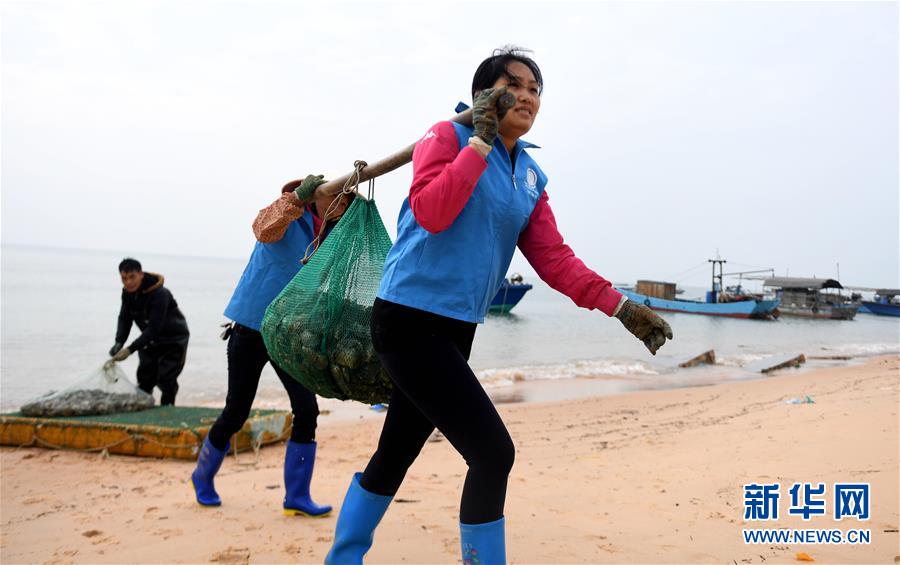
(378, 121, 623, 323)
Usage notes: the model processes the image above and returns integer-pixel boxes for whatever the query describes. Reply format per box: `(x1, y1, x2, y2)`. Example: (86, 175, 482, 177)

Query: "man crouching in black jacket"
(107, 258, 190, 405)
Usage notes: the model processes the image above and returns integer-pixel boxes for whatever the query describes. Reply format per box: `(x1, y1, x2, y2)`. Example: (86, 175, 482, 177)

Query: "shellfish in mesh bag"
(261, 197, 393, 405)
(20, 363, 155, 417)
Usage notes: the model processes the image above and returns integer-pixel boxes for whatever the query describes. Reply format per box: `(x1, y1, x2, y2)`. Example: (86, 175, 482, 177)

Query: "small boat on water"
(861, 289, 900, 317)
(489, 274, 532, 314)
(762, 277, 857, 320)
(617, 258, 780, 319)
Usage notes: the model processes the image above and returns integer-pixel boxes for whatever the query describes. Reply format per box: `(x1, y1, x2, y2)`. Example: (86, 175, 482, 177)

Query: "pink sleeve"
(517, 191, 624, 316)
(408, 121, 488, 234)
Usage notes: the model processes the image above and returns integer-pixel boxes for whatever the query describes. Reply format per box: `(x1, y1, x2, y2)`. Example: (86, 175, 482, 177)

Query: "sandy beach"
(1, 356, 897, 564)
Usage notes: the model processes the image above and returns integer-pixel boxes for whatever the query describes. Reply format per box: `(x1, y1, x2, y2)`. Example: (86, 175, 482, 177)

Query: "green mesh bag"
(261, 196, 394, 404)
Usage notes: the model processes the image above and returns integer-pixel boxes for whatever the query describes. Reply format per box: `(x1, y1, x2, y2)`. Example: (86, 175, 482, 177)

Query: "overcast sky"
(2, 1, 897, 289)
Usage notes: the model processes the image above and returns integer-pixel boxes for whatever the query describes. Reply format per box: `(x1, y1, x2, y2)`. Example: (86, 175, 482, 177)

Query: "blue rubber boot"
(282, 440, 332, 517)
(191, 437, 229, 506)
(460, 517, 506, 565)
(325, 473, 392, 565)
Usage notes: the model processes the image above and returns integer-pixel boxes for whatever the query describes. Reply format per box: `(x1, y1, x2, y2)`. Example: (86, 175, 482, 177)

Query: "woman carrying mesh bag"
(325, 47, 674, 564)
(190, 175, 349, 516)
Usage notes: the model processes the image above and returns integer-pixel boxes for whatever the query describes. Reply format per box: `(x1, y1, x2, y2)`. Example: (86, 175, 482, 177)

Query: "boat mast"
(708, 255, 727, 303)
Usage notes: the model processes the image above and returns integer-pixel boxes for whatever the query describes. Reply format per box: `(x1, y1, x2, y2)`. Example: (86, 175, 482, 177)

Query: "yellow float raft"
(0, 406, 291, 459)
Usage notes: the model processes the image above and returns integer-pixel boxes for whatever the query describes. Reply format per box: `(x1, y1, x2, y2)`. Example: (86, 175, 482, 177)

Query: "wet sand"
(1, 356, 897, 564)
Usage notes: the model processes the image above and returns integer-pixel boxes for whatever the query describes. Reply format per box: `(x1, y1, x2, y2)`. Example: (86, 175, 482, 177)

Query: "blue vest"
(224, 213, 317, 331)
(378, 123, 546, 323)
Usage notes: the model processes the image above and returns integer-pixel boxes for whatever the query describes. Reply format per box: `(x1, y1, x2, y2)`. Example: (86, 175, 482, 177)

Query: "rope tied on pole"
(302, 160, 373, 265)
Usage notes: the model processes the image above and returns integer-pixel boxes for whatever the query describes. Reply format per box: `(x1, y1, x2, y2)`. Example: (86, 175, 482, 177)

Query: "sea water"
(2, 244, 898, 412)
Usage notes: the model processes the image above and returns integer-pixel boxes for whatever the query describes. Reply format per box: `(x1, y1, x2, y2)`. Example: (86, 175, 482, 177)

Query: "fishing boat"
(762, 277, 857, 320)
(861, 289, 900, 317)
(489, 274, 532, 314)
(616, 258, 780, 319)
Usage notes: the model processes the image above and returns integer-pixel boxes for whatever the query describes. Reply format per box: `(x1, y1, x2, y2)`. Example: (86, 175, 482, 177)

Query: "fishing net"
(20, 363, 155, 417)
(261, 164, 394, 404)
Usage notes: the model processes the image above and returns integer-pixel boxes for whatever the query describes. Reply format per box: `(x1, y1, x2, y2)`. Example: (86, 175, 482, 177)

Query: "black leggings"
(207, 324, 319, 451)
(360, 299, 515, 525)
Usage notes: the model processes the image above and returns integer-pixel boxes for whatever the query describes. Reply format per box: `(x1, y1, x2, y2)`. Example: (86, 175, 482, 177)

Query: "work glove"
(111, 346, 131, 363)
(103, 345, 132, 370)
(108, 342, 123, 357)
(615, 300, 674, 355)
(472, 87, 516, 145)
(293, 174, 327, 203)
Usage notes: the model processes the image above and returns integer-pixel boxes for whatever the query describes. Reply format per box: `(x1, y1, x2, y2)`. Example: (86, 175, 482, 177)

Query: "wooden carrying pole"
(314, 108, 474, 198)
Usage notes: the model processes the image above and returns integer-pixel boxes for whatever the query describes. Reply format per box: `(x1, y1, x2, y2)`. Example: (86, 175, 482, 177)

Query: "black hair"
(471, 45, 543, 99)
(118, 258, 142, 273)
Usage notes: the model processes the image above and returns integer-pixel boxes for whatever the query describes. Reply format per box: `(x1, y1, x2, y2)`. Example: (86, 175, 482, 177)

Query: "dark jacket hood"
(123, 272, 165, 295)
(141, 272, 164, 293)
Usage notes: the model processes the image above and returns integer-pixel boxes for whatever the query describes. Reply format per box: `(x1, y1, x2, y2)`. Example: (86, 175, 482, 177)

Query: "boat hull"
(489, 283, 533, 314)
(777, 304, 857, 320)
(618, 289, 780, 319)
(861, 301, 900, 317)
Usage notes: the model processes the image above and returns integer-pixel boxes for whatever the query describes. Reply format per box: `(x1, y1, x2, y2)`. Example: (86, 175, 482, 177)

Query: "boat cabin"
(873, 288, 900, 305)
(762, 277, 857, 319)
(636, 280, 677, 301)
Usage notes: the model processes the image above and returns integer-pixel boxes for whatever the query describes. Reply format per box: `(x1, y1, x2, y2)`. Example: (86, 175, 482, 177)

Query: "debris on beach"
(785, 395, 815, 405)
(210, 546, 251, 565)
(762, 354, 806, 374)
(678, 349, 716, 368)
(745, 353, 807, 374)
(807, 355, 853, 361)
(795, 551, 815, 561)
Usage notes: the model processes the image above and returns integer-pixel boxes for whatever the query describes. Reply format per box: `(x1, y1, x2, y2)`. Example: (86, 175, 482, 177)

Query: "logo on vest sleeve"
(525, 168, 539, 198)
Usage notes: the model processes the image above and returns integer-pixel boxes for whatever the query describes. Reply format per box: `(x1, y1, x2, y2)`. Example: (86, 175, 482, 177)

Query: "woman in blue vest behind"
(326, 47, 673, 563)
(190, 175, 350, 517)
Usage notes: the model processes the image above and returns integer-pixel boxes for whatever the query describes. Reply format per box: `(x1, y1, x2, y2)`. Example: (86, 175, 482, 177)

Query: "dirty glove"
(615, 300, 674, 355)
(108, 342, 123, 357)
(111, 346, 132, 363)
(103, 346, 130, 371)
(472, 87, 516, 145)
(293, 174, 326, 203)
